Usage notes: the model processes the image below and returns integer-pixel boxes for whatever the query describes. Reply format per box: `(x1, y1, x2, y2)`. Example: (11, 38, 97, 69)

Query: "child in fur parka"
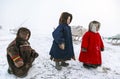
(7, 27, 39, 77)
(79, 21, 104, 69)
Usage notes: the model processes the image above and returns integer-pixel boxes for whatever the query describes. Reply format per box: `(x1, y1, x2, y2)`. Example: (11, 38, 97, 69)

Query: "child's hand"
(59, 43, 65, 50)
(101, 48, 104, 51)
(72, 56, 76, 60)
(14, 61, 24, 68)
(81, 48, 87, 52)
(31, 50, 39, 58)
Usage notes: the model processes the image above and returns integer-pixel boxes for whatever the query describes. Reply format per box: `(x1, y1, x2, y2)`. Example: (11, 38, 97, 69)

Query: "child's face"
(20, 33, 29, 40)
(91, 23, 99, 33)
(67, 16, 71, 24)
(93, 24, 99, 31)
(25, 34, 29, 40)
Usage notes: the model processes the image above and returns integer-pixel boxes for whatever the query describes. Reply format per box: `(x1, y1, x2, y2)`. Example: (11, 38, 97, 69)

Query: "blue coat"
(49, 24, 75, 60)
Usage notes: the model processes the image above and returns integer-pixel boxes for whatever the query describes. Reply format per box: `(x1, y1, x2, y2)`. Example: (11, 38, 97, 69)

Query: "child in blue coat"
(49, 12, 75, 70)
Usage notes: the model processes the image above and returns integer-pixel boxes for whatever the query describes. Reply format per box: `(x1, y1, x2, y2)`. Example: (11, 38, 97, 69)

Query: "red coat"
(79, 31, 104, 65)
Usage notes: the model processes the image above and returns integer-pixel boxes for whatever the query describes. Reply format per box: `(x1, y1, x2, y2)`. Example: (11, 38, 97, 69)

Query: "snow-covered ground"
(0, 0, 120, 78)
(0, 29, 120, 79)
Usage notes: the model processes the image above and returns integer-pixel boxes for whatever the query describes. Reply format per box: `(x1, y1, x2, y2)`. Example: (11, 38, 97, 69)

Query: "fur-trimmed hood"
(88, 20, 100, 32)
(16, 27, 31, 40)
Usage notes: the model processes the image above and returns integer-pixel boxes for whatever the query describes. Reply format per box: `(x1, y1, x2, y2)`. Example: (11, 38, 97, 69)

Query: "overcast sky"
(0, 0, 120, 37)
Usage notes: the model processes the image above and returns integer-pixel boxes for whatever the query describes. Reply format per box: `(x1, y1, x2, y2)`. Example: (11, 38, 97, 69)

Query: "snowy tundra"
(0, 28, 120, 79)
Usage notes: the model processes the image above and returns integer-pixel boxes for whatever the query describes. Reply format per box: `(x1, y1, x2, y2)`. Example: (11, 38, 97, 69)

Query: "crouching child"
(7, 27, 39, 77)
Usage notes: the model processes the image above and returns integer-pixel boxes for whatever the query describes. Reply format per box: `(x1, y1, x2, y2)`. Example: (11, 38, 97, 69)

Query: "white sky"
(0, 0, 120, 37)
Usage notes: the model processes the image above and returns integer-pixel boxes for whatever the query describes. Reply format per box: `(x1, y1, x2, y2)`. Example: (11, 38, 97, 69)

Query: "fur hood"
(15, 27, 31, 46)
(16, 27, 31, 40)
(88, 20, 100, 32)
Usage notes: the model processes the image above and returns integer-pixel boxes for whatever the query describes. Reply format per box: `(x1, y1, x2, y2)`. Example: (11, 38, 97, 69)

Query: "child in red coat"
(79, 21, 104, 69)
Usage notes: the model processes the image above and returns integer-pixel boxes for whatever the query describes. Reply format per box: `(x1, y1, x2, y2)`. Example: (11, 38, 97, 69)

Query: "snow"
(0, 28, 120, 79)
(0, 0, 120, 78)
